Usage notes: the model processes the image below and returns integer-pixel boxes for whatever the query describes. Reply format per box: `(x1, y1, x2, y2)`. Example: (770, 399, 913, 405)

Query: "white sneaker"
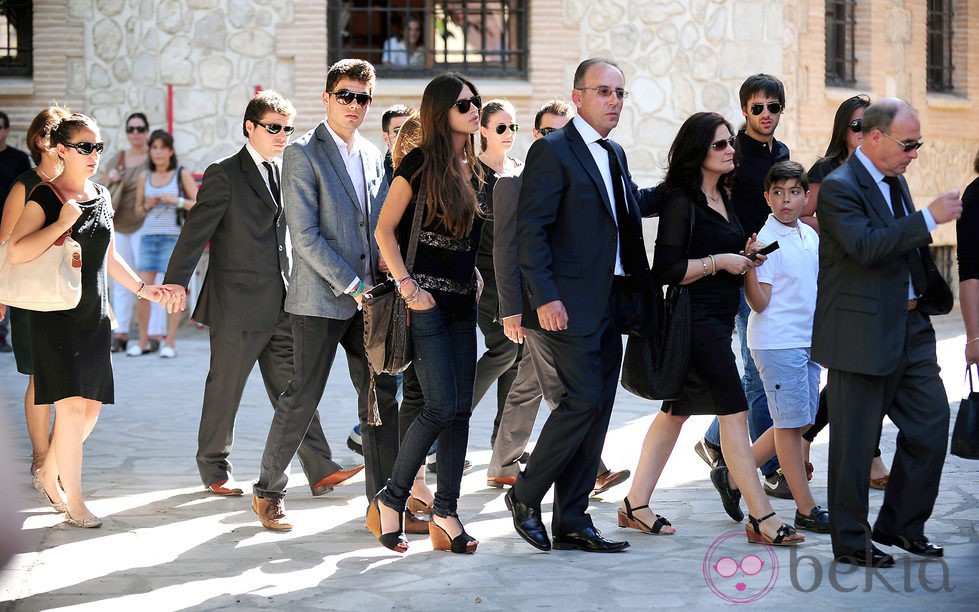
(126, 344, 143, 357)
(160, 346, 177, 359)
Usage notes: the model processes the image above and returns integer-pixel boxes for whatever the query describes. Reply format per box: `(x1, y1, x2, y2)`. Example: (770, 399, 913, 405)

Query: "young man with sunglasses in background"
(380, 104, 415, 184)
(163, 91, 356, 519)
(700, 74, 794, 511)
(247, 60, 401, 532)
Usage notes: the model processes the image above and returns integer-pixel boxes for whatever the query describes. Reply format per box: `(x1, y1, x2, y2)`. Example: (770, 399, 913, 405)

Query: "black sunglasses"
(881, 131, 924, 153)
(126, 125, 148, 134)
(537, 127, 558, 136)
(452, 96, 482, 114)
(255, 121, 296, 135)
(848, 119, 862, 133)
(64, 141, 104, 155)
(749, 102, 783, 115)
(494, 123, 519, 135)
(329, 89, 373, 107)
(710, 137, 736, 151)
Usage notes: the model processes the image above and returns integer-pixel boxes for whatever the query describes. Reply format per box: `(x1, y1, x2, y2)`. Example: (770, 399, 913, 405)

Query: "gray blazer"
(492, 170, 525, 319)
(282, 122, 389, 320)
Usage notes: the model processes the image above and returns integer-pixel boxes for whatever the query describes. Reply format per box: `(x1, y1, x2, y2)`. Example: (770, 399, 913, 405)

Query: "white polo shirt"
(746, 214, 820, 350)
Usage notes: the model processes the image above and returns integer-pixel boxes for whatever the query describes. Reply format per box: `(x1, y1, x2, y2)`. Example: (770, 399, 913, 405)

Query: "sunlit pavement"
(1, 309, 977, 610)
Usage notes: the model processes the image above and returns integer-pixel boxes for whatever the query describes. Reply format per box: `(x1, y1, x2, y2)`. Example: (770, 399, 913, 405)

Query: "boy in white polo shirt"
(743, 161, 829, 534)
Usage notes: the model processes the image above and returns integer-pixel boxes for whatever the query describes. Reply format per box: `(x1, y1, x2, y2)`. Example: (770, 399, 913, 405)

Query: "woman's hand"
(144, 196, 160, 210)
(406, 287, 436, 311)
(715, 252, 764, 276)
(967, 341, 979, 367)
(59, 200, 83, 228)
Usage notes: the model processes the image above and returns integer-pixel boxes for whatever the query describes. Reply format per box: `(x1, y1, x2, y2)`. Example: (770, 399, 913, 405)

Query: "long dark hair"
(147, 129, 177, 171)
(416, 73, 483, 238)
(821, 94, 870, 167)
(661, 111, 735, 200)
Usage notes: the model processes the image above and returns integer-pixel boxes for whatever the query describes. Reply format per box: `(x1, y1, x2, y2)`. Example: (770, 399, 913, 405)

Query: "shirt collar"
(324, 121, 362, 157)
(737, 129, 779, 153)
(572, 115, 606, 145)
(853, 146, 886, 185)
(245, 142, 279, 168)
(763, 213, 801, 237)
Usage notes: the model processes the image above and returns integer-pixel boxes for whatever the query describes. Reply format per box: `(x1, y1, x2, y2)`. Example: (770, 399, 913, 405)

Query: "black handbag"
(951, 366, 979, 460)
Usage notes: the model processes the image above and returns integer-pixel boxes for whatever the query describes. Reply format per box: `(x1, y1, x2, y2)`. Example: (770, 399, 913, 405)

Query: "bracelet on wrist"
(700, 258, 709, 278)
(401, 285, 420, 302)
(708, 254, 717, 276)
(136, 281, 146, 300)
(351, 281, 365, 298)
(967, 337, 979, 345)
(395, 275, 412, 287)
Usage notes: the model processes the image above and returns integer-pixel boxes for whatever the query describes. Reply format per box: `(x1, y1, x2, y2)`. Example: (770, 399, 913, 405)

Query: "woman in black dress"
(959, 145, 979, 366)
(7, 113, 170, 528)
(618, 112, 803, 546)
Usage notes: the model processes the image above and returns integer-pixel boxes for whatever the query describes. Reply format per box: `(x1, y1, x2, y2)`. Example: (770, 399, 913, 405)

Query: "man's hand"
(353, 282, 374, 307)
(159, 284, 187, 314)
(536, 300, 568, 331)
(502, 315, 525, 344)
(927, 191, 963, 224)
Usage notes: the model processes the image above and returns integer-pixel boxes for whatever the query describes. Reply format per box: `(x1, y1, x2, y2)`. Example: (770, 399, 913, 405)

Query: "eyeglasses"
(848, 119, 862, 133)
(714, 555, 765, 578)
(537, 127, 558, 136)
(64, 141, 104, 156)
(494, 123, 519, 135)
(748, 102, 783, 115)
(881, 131, 924, 152)
(255, 121, 296, 135)
(710, 137, 736, 151)
(328, 89, 373, 107)
(126, 125, 148, 134)
(452, 96, 482, 114)
(575, 86, 629, 99)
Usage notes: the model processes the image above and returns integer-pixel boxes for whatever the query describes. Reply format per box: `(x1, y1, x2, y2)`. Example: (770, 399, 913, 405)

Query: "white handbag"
(0, 182, 83, 312)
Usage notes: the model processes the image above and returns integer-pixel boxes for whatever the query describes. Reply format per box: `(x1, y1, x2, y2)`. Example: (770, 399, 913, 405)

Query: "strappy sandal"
(366, 498, 408, 553)
(429, 511, 478, 554)
(616, 497, 674, 535)
(746, 512, 805, 546)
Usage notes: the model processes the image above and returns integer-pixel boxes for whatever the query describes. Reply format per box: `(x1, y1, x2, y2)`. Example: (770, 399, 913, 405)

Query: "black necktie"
(883, 175, 927, 294)
(596, 139, 637, 271)
(263, 161, 281, 209)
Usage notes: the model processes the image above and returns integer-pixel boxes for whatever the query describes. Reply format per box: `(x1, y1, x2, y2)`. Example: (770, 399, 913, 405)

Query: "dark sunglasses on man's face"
(64, 141, 104, 155)
(494, 123, 519, 135)
(749, 102, 783, 115)
(881, 131, 925, 153)
(126, 125, 148, 134)
(452, 96, 482, 114)
(848, 119, 862, 133)
(329, 89, 373, 107)
(255, 121, 296, 135)
(537, 127, 558, 136)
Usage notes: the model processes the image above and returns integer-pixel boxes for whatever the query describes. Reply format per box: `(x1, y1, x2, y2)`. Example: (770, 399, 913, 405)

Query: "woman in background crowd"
(382, 14, 425, 67)
(959, 146, 979, 367)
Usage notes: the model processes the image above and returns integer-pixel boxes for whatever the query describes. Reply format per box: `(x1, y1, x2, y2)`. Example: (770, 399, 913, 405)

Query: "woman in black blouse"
(371, 73, 484, 554)
(959, 146, 979, 366)
(618, 112, 803, 546)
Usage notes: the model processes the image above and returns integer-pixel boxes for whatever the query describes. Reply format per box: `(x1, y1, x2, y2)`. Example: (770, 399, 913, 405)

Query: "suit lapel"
(848, 155, 893, 225)
(564, 122, 614, 218)
(316, 123, 362, 215)
(239, 148, 278, 212)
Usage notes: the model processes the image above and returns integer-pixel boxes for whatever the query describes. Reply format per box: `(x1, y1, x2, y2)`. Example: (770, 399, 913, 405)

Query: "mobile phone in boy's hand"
(747, 240, 780, 261)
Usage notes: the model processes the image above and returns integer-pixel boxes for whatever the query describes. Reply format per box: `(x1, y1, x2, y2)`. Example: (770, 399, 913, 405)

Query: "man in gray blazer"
(813, 98, 960, 567)
(487, 99, 629, 497)
(250, 60, 400, 531)
(164, 91, 345, 499)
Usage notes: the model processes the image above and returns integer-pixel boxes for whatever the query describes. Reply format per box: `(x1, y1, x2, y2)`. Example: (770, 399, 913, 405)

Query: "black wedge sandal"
(746, 511, 805, 546)
(616, 497, 674, 535)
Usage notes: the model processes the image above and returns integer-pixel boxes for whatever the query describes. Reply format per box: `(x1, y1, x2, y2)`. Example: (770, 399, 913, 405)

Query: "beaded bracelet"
(395, 276, 413, 287)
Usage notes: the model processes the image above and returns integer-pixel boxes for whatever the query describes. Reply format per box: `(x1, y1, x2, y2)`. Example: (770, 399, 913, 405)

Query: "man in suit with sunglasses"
(248, 59, 401, 531)
(813, 98, 960, 567)
(164, 91, 352, 511)
(505, 58, 657, 553)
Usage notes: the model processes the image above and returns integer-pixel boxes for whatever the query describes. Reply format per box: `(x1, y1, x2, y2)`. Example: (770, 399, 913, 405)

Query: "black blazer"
(164, 146, 290, 331)
(517, 120, 657, 336)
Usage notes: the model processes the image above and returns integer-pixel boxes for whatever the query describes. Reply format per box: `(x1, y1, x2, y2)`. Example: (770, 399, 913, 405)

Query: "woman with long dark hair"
(7, 113, 170, 527)
(370, 73, 485, 554)
(618, 112, 803, 546)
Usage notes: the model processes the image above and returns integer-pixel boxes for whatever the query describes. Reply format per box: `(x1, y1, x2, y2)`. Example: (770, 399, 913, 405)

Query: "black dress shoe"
(709, 466, 744, 522)
(872, 530, 944, 558)
(553, 526, 630, 553)
(794, 506, 831, 533)
(834, 545, 896, 568)
(504, 488, 551, 551)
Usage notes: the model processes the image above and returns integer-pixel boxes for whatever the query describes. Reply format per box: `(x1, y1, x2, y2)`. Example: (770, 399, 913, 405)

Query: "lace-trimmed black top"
(394, 148, 486, 313)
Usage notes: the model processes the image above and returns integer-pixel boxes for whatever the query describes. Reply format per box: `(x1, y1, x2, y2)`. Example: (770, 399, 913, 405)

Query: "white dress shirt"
(572, 115, 626, 276)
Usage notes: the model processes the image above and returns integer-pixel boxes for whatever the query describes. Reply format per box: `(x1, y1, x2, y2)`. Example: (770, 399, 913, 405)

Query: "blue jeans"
(377, 305, 477, 517)
(704, 288, 780, 475)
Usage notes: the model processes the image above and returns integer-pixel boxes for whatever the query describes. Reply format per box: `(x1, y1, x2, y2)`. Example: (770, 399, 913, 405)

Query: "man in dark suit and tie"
(813, 98, 961, 567)
(164, 91, 352, 504)
(249, 59, 400, 531)
(505, 58, 657, 553)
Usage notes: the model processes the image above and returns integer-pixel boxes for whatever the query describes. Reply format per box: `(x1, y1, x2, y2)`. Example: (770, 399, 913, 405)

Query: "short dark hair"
(326, 59, 376, 95)
(479, 98, 514, 151)
(861, 98, 914, 136)
(382, 104, 414, 133)
(739, 73, 785, 109)
(535, 99, 572, 130)
(147, 129, 178, 171)
(765, 160, 809, 192)
(242, 89, 296, 138)
(573, 57, 620, 89)
(0, 111, 9, 129)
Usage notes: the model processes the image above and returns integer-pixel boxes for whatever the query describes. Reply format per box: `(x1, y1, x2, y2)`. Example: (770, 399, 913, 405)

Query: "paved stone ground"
(1, 310, 977, 611)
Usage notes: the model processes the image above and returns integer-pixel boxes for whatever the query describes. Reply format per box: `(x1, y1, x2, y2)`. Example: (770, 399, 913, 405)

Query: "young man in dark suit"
(506, 58, 657, 553)
(164, 91, 354, 507)
(813, 98, 961, 567)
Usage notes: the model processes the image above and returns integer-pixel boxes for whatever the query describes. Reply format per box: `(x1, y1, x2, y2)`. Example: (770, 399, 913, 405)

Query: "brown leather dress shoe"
(404, 512, 430, 534)
(592, 469, 630, 496)
(252, 495, 293, 532)
(487, 476, 517, 488)
(206, 480, 244, 496)
(311, 464, 366, 496)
